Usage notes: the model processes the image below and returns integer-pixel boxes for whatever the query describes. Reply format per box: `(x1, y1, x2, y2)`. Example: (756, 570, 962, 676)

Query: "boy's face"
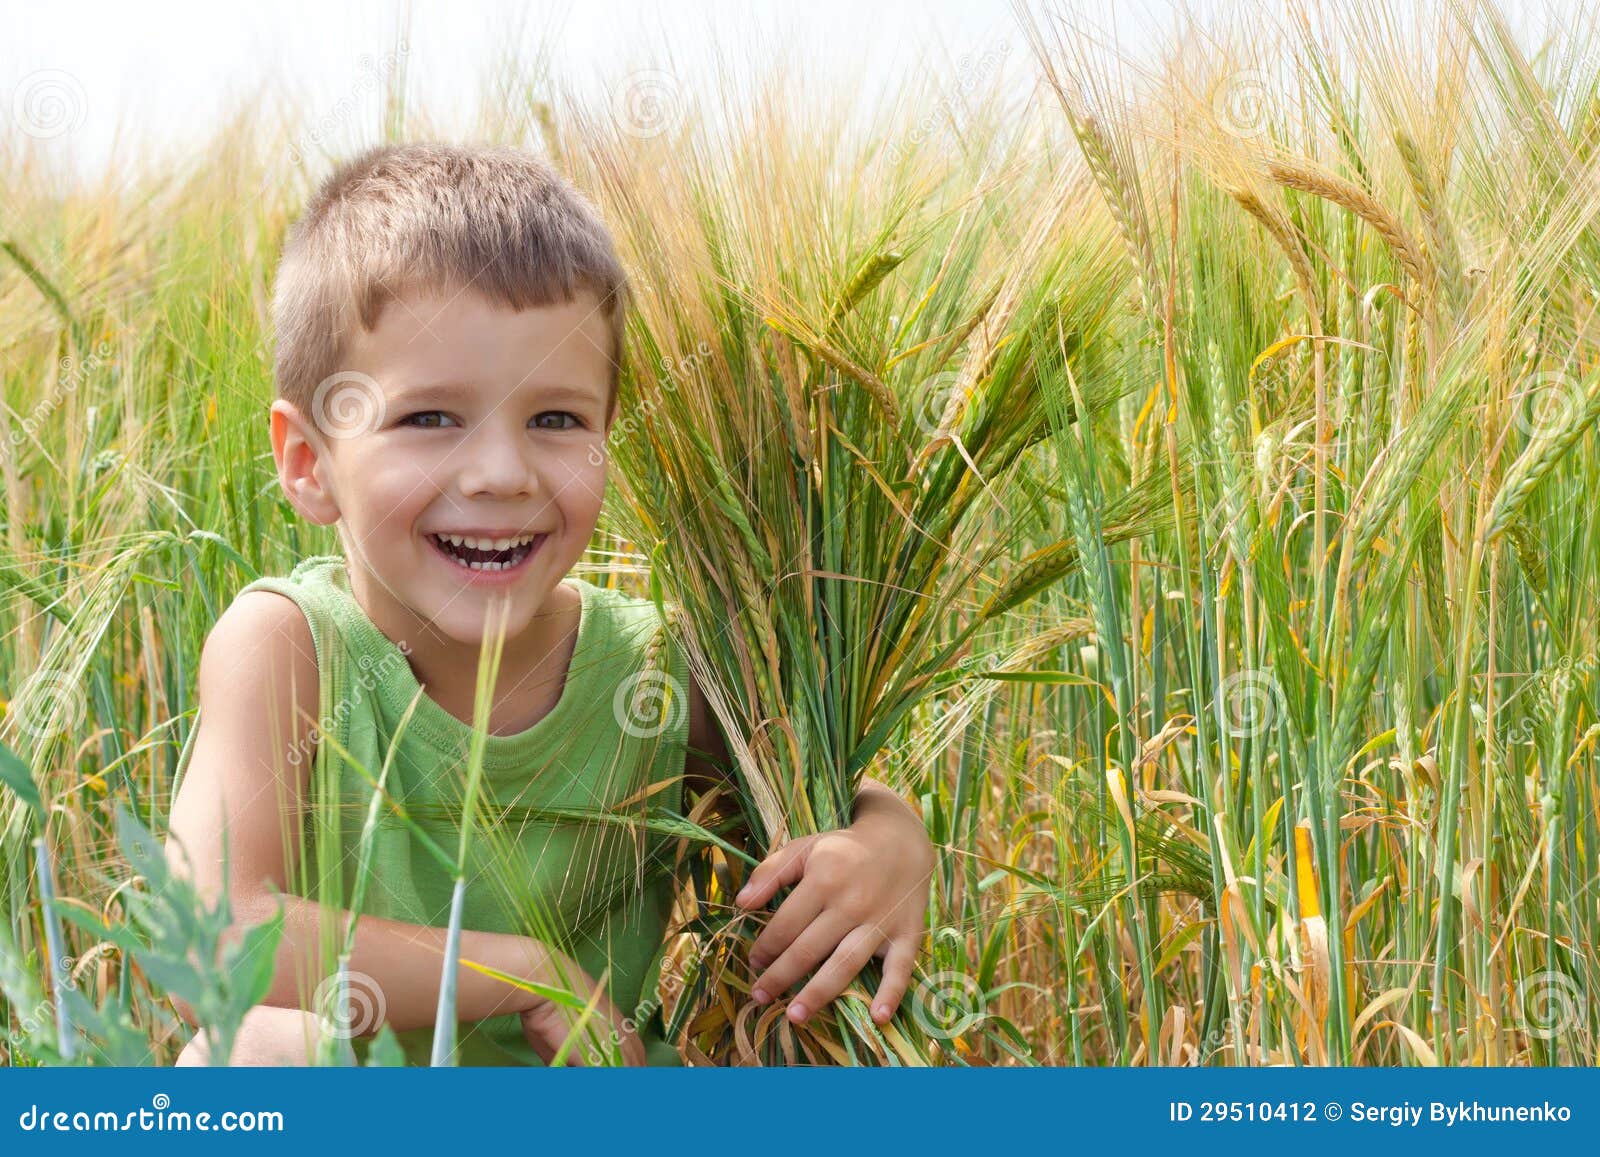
(270, 286, 615, 648)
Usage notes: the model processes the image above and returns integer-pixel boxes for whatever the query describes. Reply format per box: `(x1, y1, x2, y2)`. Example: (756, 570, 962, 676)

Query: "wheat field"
(4, 0, 1600, 1066)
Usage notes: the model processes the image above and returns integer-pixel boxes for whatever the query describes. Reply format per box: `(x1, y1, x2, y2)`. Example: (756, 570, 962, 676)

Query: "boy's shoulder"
(216, 553, 344, 662)
(200, 585, 321, 716)
(571, 574, 657, 606)
(185, 586, 323, 795)
(225, 553, 357, 653)
(572, 575, 679, 642)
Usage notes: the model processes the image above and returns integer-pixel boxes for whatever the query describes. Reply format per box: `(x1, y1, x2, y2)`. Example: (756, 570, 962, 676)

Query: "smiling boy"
(164, 142, 935, 1066)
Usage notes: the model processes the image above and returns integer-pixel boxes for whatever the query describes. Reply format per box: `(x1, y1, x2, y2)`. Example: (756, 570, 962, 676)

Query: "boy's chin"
(422, 593, 542, 646)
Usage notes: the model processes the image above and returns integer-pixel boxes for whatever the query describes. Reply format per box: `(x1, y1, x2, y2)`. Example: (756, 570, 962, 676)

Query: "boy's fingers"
(749, 913, 849, 1006)
(788, 924, 881, 1024)
(519, 1004, 576, 1067)
(736, 836, 814, 909)
(870, 937, 918, 1024)
(746, 880, 824, 970)
(553, 1015, 592, 1067)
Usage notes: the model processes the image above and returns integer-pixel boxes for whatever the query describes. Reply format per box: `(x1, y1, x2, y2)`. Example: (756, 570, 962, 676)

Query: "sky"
(0, 0, 1192, 182)
(0, 0, 1579, 185)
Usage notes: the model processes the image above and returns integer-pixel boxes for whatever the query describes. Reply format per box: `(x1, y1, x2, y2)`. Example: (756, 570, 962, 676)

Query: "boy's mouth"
(426, 532, 546, 574)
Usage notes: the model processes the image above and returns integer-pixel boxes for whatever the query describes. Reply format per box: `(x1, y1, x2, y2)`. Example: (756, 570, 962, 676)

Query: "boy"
(164, 142, 935, 1066)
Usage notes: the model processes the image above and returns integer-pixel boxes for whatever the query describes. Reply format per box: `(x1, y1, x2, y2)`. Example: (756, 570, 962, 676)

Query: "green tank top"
(186, 554, 689, 1066)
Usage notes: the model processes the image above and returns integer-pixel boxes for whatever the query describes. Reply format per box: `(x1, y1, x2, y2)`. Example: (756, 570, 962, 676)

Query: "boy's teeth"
(437, 532, 537, 549)
(430, 532, 540, 573)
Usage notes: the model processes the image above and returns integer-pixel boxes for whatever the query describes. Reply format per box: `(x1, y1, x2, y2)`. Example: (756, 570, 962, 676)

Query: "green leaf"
(363, 1024, 407, 1067)
(0, 739, 44, 825)
(223, 909, 284, 1008)
(53, 903, 131, 949)
(187, 529, 260, 580)
(114, 805, 170, 889)
(133, 952, 206, 1004)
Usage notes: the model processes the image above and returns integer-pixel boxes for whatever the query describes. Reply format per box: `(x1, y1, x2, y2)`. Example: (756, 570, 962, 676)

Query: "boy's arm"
(684, 674, 935, 1027)
(164, 592, 586, 1035)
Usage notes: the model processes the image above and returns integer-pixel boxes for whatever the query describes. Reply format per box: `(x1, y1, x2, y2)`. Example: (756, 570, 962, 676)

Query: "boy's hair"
(271, 141, 628, 421)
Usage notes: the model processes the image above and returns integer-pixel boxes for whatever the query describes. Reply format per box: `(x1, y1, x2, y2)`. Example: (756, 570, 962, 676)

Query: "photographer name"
(1350, 1101, 1572, 1127)
(1170, 1100, 1573, 1127)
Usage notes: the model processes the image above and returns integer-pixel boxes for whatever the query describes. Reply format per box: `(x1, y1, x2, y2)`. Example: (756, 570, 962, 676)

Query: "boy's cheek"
(355, 458, 441, 522)
(550, 453, 609, 518)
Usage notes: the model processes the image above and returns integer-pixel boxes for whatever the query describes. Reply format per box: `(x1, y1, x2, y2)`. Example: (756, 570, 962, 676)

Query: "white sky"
(0, 1, 1579, 184)
(1, 0, 1188, 182)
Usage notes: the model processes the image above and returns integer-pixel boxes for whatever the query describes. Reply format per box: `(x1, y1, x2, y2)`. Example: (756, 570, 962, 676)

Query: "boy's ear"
(269, 400, 341, 526)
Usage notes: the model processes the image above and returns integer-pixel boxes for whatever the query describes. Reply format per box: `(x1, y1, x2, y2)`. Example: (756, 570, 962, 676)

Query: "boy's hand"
(517, 954, 647, 1067)
(735, 779, 935, 1027)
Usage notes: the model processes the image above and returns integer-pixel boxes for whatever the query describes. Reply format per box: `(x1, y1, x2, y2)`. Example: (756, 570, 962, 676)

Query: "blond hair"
(271, 141, 628, 417)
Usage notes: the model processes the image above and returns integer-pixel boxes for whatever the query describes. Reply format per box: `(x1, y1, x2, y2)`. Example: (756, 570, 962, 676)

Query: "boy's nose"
(455, 429, 536, 497)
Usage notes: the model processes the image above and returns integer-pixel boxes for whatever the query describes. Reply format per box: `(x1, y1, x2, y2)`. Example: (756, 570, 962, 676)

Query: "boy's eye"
(532, 411, 583, 430)
(401, 411, 456, 429)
